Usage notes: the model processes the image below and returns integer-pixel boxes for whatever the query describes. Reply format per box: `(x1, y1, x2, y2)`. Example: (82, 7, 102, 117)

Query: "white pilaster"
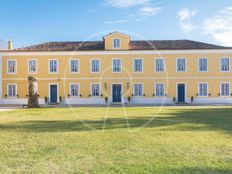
(0, 53, 2, 102)
(0, 52, 2, 103)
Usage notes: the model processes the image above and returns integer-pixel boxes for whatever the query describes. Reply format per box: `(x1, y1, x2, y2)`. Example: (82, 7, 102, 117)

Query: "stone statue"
(28, 76, 39, 108)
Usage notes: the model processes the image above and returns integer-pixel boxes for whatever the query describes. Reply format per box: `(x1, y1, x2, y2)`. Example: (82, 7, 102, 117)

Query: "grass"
(0, 106, 232, 174)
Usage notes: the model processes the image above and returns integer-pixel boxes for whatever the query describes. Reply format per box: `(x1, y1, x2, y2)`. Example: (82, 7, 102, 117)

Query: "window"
(49, 59, 58, 73)
(156, 59, 165, 72)
(91, 84, 100, 97)
(134, 84, 143, 97)
(134, 59, 143, 72)
(112, 59, 122, 72)
(221, 58, 230, 72)
(70, 59, 79, 73)
(28, 60, 37, 73)
(199, 83, 208, 97)
(221, 83, 230, 96)
(70, 84, 79, 97)
(7, 84, 17, 98)
(7, 60, 17, 73)
(199, 58, 208, 72)
(113, 39, 120, 48)
(177, 58, 186, 72)
(156, 83, 165, 97)
(91, 59, 100, 73)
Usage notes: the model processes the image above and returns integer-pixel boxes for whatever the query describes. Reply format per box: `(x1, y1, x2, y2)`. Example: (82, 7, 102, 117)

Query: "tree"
(28, 76, 40, 108)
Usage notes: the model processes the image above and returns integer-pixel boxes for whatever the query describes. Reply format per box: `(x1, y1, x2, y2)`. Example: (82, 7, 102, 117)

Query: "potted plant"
(5, 94, 7, 98)
(173, 97, 176, 103)
(44, 96, 48, 104)
(59, 96, 62, 104)
(128, 96, 131, 103)
(79, 94, 82, 98)
(191, 96, 194, 103)
(17, 94, 19, 98)
(105, 97, 108, 104)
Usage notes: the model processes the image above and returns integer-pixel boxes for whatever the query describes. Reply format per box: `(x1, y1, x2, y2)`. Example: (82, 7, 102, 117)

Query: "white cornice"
(3, 76, 232, 81)
(1, 49, 232, 56)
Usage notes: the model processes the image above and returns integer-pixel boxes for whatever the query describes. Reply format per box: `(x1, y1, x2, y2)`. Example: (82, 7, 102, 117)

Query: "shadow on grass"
(0, 108, 232, 134)
(165, 167, 232, 174)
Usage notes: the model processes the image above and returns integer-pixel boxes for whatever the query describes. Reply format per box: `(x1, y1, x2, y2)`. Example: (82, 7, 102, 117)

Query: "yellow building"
(0, 31, 232, 105)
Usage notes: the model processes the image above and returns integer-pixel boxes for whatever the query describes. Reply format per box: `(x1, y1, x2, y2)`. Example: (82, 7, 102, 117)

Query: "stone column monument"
(28, 76, 39, 108)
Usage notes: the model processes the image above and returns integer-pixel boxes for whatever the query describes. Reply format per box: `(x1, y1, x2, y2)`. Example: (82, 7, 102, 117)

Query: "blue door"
(50, 85, 57, 103)
(178, 84, 185, 103)
(113, 84, 122, 103)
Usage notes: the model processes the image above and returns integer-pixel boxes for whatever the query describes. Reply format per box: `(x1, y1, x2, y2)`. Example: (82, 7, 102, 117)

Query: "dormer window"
(113, 39, 120, 49)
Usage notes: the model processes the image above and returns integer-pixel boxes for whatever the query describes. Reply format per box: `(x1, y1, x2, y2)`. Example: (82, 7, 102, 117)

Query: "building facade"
(0, 32, 232, 105)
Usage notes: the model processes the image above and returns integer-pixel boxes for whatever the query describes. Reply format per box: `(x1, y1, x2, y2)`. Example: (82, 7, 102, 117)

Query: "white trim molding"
(48, 59, 59, 74)
(7, 83, 17, 99)
(7, 59, 17, 74)
(133, 58, 143, 73)
(69, 58, 80, 74)
(28, 59, 38, 74)
(48, 83, 59, 103)
(2, 49, 232, 56)
(90, 58, 101, 73)
(112, 58, 122, 73)
(0, 54, 2, 99)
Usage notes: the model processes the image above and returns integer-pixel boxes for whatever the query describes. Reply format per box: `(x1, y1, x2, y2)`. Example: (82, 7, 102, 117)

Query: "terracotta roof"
(2, 40, 231, 52)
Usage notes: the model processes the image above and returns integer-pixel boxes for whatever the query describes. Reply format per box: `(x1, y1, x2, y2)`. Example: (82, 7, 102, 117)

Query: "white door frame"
(48, 83, 59, 103)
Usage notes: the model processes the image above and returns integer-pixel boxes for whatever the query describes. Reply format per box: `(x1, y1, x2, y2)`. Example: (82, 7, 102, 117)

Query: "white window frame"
(91, 83, 101, 97)
(198, 58, 208, 72)
(155, 83, 165, 97)
(69, 83, 80, 97)
(113, 38, 121, 49)
(155, 58, 165, 73)
(112, 58, 122, 73)
(69, 59, 80, 74)
(7, 59, 17, 74)
(133, 58, 143, 73)
(220, 82, 230, 97)
(90, 58, 101, 73)
(48, 83, 59, 103)
(48, 59, 59, 74)
(176, 58, 187, 72)
(133, 83, 143, 97)
(28, 59, 38, 74)
(198, 82, 208, 97)
(220, 58, 230, 72)
(7, 83, 17, 98)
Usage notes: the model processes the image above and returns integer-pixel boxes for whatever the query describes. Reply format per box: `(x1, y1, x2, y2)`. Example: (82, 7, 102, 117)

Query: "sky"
(0, 0, 232, 48)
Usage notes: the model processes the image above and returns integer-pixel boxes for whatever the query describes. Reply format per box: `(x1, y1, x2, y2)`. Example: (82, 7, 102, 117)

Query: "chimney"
(8, 39, 13, 50)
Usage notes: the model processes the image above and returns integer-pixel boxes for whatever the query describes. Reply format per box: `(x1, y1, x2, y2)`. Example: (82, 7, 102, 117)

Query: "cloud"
(177, 8, 197, 33)
(104, 19, 130, 24)
(178, 8, 196, 21)
(104, 0, 161, 24)
(139, 6, 161, 16)
(180, 23, 197, 33)
(104, 0, 150, 8)
(203, 7, 232, 46)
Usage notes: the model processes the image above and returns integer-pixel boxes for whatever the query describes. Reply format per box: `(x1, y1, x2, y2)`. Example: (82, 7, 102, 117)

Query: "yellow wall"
(104, 32, 130, 50)
(2, 53, 232, 99)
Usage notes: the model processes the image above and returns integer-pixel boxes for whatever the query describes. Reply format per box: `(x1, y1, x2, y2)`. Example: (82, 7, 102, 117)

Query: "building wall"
(104, 32, 130, 50)
(1, 50, 232, 105)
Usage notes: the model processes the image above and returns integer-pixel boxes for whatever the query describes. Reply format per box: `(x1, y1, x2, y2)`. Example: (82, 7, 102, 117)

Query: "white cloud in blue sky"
(177, 8, 197, 33)
(1, 0, 232, 47)
(203, 7, 232, 46)
(104, 0, 150, 8)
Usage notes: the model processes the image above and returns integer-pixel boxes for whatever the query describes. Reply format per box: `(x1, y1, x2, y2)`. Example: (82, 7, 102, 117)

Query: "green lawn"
(0, 106, 232, 174)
